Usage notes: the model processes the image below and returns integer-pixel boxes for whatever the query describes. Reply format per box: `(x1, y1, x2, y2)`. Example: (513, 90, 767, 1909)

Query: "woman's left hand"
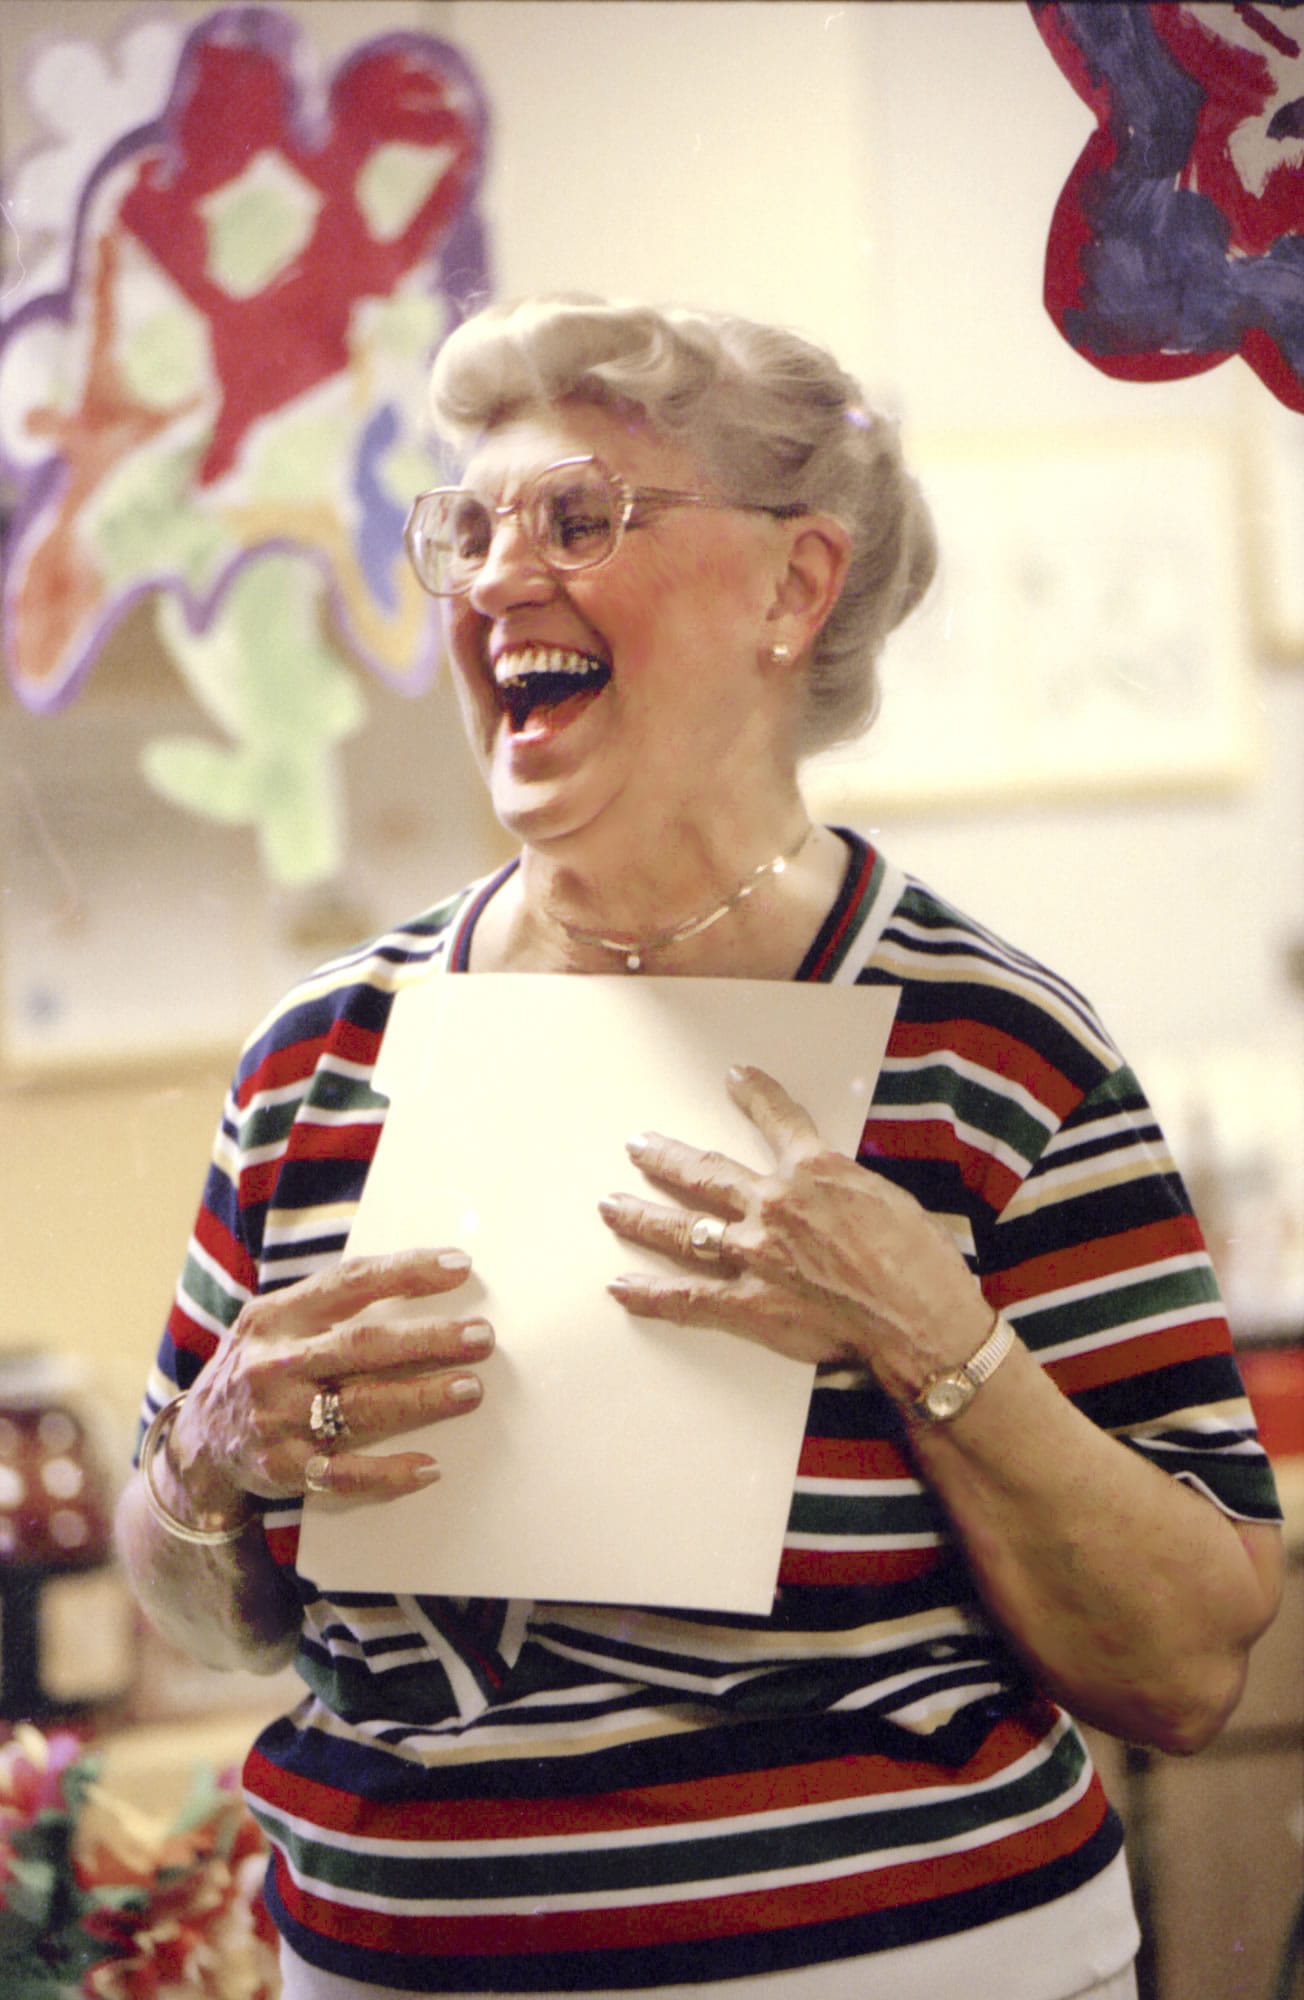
(599, 1064, 991, 1402)
(602, 1065, 1285, 1755)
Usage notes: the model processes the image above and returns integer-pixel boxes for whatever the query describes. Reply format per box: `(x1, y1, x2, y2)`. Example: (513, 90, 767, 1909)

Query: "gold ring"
(304, 1452, 333, 1495)
(688, 1214, 729, 1263)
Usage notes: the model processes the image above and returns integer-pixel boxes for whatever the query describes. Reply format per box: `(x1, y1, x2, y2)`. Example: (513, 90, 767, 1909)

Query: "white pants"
(278, 1940, 1139, 2000)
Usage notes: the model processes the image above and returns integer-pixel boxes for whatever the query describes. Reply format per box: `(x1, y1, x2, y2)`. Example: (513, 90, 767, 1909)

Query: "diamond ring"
(309, 1386, 349, 1448)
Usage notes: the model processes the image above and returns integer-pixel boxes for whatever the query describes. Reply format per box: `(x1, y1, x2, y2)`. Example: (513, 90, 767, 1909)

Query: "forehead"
(461, 398, 705, 496)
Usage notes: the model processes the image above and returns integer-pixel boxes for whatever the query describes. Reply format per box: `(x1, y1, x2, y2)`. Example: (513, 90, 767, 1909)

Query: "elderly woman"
(118, 298, 1283, 2000)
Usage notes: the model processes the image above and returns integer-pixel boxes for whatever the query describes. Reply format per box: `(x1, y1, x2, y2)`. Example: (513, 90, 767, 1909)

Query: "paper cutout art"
(1032, 1, 1304, 412)
(144, 550, 368, 886)
(0, 8, 489, 884)
(0, 18, 187, 315)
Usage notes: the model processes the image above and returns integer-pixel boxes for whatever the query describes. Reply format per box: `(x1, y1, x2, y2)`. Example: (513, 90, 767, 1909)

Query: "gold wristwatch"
(911, 1314, 1016, 1427)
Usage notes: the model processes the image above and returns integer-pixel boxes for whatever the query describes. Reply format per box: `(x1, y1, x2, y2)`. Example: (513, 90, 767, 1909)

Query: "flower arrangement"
(0, 1723, 280, 1999)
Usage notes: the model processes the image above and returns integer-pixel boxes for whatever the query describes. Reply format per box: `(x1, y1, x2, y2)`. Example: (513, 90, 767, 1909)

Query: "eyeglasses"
(404, 454, 804, 597)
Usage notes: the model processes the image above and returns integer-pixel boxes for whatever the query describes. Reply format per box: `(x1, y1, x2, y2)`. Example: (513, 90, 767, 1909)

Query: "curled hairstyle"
(428, 297, 937, 755)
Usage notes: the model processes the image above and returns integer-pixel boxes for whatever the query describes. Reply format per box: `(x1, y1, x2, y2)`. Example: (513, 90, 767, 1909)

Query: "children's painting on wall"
(1032, 0, 1304, 413)
(0, 6, 492, 1074)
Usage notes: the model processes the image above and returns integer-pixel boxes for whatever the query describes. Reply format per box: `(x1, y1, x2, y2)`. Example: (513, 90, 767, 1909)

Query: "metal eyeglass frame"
(404, 454, 806, 597)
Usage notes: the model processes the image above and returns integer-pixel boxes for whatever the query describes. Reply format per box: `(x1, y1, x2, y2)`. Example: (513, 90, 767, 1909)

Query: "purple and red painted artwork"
(1032, 1, 1304, 411)
(0, 7, 490, 715)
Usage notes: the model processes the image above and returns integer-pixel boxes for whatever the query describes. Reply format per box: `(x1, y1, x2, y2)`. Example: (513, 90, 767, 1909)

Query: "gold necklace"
(555, 826, 813, 972)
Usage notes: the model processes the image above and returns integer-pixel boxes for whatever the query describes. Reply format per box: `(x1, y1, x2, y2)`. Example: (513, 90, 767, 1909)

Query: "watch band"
(963, 1313, 1017, 1390)
(911, 1312, 1017, 1428)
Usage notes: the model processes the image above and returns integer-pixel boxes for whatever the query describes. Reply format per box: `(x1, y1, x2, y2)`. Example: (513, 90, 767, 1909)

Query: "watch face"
(924, 1376, 973, 1422)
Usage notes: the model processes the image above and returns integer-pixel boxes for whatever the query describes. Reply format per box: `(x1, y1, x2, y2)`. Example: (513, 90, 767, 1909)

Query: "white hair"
(428, 296, 937, 754)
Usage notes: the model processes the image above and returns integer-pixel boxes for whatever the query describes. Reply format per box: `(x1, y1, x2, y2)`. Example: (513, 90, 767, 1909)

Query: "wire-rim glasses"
(404, 454, 805, 598)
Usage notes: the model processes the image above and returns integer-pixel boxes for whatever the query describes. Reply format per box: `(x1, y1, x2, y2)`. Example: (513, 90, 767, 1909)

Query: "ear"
(765, 515, 852, 662)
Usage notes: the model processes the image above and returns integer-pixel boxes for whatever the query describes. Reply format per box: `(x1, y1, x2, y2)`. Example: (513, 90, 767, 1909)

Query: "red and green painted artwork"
(1, 7, 489, 884)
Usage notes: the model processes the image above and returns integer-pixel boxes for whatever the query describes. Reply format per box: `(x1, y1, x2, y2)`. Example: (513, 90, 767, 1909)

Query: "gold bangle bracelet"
(139, 1392, 254, 1547)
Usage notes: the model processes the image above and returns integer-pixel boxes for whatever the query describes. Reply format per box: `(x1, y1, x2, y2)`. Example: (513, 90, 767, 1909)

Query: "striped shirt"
(142, 830, 1281, 1995)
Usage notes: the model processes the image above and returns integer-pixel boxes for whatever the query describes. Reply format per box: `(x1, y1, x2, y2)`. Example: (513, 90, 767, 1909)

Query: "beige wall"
(1, 1068, 230, 1444)
(2, 2, 1301, 1441)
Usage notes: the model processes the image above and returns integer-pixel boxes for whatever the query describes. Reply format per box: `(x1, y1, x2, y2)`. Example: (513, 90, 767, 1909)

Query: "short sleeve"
(985, 1063, 1282, 1527)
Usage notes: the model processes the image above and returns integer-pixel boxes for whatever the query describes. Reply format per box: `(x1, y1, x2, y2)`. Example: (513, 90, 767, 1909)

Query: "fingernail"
(460, 1320, 494, 1353)
(412, 1459, 442, 1485)
(439, 1249, 472, 1272)
(597, 1195, 623, 1221)
(448, 1374, 483, 1403)
(626, 1133, 650, 1158)
(607, 1277, 636, 1299)
(727, 1065, 747, 1086)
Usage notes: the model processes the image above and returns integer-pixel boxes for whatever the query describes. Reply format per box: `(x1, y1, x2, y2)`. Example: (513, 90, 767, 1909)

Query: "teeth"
(494, 647, 607, 687)
(491, 646, 614, 733)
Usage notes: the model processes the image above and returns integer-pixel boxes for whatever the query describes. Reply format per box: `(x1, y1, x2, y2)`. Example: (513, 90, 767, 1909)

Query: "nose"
(466, 507, 554, 616)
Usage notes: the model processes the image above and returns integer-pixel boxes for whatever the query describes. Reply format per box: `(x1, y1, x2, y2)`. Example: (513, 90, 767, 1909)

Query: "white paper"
(297, 975, 898, 1611)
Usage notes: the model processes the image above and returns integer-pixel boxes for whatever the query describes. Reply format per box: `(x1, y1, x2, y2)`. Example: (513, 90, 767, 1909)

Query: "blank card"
(297, 973, 897, 1611)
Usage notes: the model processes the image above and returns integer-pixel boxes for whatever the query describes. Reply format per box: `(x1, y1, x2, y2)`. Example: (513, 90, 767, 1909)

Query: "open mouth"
(494, 647, 613, 734)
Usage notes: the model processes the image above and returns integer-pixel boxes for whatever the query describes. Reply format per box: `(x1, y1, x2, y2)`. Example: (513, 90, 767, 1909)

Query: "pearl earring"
(769, 640, 793, 666)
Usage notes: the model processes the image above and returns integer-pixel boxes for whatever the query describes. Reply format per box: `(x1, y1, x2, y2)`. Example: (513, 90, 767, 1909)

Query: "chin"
(488, 775, 586, 848)
(486, 743, 622, 851)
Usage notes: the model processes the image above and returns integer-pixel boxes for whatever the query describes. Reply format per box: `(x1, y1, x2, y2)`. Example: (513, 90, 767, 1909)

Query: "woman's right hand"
(166, 1247, 492, 1512)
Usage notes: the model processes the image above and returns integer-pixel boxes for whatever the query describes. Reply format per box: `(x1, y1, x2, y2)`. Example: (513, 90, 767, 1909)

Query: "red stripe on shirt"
(164, 1304, 222, 1366)
(268, 1779, 1106, 1955)
(803, 846, 879, 980)
(796, 1436, 913, 1480)
(191, 1203, 258, 1295)
(1046, 1317, 1231, 1396)
(247, 1708, 1061, 1845)
(237, 1021, 384, 1109)
(285, 1121, 383, 1164)
(865, 1116, 1022, 1210)
(887, 1017, 1080, 1121)
(990, 1216, 1212, 1312)
(777, 1545, 943, 1588)
(242, 1120, 381, 1202)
